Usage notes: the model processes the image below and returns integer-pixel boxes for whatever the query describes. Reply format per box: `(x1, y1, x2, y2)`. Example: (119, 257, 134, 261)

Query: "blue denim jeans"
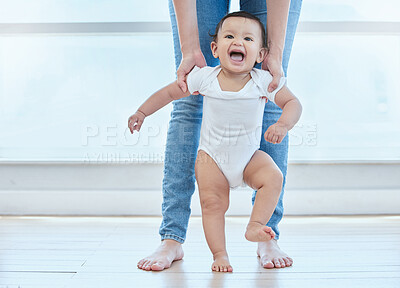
(160, 0, 302, 243)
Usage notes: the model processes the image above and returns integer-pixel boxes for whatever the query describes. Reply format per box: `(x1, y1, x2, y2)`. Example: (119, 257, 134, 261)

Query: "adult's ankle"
(162, 239, 182, 246)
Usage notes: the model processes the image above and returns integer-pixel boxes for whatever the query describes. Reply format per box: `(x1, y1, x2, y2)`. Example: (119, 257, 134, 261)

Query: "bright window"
(0, 1, 399, 162)
(0, 0, 170, 23)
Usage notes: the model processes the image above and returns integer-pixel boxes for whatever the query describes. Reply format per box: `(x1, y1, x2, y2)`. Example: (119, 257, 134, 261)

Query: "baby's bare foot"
(212, 251, 233, 273)
(245, 222, 275, 242)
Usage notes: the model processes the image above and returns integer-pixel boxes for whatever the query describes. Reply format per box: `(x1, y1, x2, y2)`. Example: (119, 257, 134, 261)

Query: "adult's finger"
(268, 74, 280, 93)
(263, 53, 284, 93)
(177, 51, 207, 93)
(176, 69, 188, 93)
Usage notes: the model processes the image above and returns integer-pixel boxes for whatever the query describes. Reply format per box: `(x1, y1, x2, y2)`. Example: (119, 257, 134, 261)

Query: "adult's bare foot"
(137, 239, 184, 271)
(257, 239, 293, 269)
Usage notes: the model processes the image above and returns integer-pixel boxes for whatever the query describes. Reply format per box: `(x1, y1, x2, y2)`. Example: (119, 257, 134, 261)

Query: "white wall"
(1, 161, 399, 215)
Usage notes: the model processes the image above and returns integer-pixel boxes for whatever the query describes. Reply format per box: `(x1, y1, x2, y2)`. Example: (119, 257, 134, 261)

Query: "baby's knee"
(260, 169, 283, 192)
(274, 169, 284, 184)
(200, 195, 229, 214)
(270, 169, 283, 191)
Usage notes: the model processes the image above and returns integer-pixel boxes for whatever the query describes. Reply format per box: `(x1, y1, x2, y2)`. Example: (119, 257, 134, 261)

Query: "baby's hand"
(128, 110, 146, 133)
(264, 122, 288, 144)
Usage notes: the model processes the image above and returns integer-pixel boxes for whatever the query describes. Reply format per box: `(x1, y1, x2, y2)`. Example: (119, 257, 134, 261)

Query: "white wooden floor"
(0, 215, 399, 288)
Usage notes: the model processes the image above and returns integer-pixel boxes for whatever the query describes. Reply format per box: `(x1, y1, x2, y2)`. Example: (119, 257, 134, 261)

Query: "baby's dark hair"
(209, 11, 267, 48)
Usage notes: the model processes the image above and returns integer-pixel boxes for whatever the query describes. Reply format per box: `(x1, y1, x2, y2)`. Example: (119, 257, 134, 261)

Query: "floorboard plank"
(0, 215, 399, 288)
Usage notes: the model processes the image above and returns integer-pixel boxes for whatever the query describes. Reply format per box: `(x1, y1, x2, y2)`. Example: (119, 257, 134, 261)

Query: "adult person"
(137, 0, 302, 271)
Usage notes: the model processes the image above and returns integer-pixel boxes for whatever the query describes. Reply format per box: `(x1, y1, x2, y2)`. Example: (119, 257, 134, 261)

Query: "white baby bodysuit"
(187, 65, 286, 189)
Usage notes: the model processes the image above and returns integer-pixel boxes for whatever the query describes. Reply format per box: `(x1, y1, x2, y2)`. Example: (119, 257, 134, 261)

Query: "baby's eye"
(225, 35, 234, 39)
(244, 37, 253, 41)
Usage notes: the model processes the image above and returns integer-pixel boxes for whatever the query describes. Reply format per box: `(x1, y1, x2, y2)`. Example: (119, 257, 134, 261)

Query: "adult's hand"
(176, 50, 206, 94)
(262, 51, 284, 93)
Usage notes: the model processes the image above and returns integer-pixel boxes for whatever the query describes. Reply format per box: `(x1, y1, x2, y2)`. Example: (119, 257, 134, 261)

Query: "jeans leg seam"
(162, 234, 185, 244)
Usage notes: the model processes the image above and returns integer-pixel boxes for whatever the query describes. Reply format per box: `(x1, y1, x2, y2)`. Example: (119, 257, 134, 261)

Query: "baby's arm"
(264, 86, 302, 144)
(128, 81, 191, 133)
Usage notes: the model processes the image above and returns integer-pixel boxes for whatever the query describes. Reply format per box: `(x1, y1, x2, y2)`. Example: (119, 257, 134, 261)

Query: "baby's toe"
(264, 226, 276, 238)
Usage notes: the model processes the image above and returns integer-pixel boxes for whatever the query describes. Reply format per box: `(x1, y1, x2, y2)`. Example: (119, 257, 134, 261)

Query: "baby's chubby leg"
(243, 150, 283, 242)
(195, 150, 233, 273)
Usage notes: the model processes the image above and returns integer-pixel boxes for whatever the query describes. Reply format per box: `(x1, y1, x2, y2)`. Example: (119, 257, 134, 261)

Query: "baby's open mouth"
(230, 51, 244, 62)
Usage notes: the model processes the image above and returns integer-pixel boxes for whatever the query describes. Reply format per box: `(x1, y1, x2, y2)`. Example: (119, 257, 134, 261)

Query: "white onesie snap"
(187, 65, 286, 189)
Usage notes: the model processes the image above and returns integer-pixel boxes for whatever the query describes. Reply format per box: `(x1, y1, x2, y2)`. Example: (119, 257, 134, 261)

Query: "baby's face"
(211, 17, 266, 74)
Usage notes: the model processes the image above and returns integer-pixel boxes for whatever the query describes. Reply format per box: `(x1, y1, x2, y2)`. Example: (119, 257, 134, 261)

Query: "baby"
(128, 11, 302, 273)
